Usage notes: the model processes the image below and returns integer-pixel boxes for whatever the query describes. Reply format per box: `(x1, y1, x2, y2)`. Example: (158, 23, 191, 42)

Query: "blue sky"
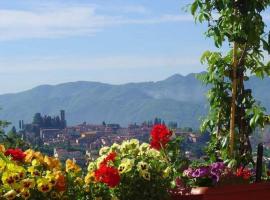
(0, 0, 268, 94)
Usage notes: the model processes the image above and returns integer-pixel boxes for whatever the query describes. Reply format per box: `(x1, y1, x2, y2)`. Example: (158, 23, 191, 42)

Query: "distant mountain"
(0, 73, 269, 128)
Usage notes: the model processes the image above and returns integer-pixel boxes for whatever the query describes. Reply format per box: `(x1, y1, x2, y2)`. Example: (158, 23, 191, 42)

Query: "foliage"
(0, 114, 30, 150)
(191, 0, 270, 166)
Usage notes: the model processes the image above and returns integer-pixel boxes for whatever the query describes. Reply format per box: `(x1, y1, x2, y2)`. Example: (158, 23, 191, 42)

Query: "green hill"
(0, 73, 269, 128)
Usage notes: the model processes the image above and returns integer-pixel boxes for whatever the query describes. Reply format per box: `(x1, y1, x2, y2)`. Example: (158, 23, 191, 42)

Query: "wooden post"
(256, 143, 263, 183)
(229, 42, 238, 156)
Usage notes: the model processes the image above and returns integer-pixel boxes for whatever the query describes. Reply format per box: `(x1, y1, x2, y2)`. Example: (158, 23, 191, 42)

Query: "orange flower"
(24, 149, 35, 163)
(55, 172, 66, 192)
(0, 144, 5, 153)
(44, 156, 61, 170)
(65, 159, 81, 173)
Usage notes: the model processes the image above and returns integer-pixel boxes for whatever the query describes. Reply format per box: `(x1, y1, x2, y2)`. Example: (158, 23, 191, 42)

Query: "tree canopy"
(191, 0, 270, 166)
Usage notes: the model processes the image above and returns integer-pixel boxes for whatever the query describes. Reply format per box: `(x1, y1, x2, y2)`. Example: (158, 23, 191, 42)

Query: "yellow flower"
(65, 159, 81, 173)
(34, 151, 44, 163)
(85, 172, 95, 184)
(110, 143, 120, 152)
(0, 158, 6, 171)
(27, 166, 40, 177)
(75, 177, 84, 185)
(120, 140, 140, 156)
(24, 150, 44, 163)
(31, 159, 41, 166)
(20, 189, 30, 200)
(24, 149, 35, 163)
(3, 190, 17, 200)
(139, 143, 150, 154)
(45, 171, 57, 186)
(163, 167, 171, 178)
(118, 158, 134, 174)
(6, 163, 24, 173)
(0, 144, 5, 153)
(129, 139, 139, 148)
(44, 156, 61, 170)
(146, 148, 161, 158)
(96, 155, 106, 168)
(37, 178, 52, 193)
(141, 171, 151, 181)
(87, 162, 96, 172)
(137, 161, 150, 172)
(2, 171, 16, 186)
(99, 146, 110, 156)
(21, 178, 35, 189)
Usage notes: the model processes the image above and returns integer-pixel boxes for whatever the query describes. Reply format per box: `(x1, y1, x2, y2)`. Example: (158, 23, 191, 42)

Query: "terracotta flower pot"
(191, 187, 209, 195)
(171, 182, 270, 200)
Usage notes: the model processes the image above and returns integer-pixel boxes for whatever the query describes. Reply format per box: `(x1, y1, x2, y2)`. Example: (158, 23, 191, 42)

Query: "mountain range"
(0, 73, 270, 129)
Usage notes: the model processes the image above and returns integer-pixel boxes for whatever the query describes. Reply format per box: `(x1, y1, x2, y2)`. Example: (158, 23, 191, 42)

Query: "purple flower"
(211, 173, 220, 183)
(192, 167, 209, 178)
(199, 166, 210, 176)
(192, 169, 202, 177)
(183, 168, 194, 178)
(211, 162, 225, 170)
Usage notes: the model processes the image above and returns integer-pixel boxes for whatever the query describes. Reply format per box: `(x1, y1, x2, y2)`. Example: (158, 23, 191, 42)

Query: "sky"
(0, 0, 269, 94)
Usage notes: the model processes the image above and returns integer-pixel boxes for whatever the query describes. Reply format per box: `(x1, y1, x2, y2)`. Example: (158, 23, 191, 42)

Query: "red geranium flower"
(95, 151, 120, 188)
(236, 167, 251, 180)
(95, 164, 120, 188)
(100, 152, 117, 166)
(5, 148, 26, 162)
(150, 124, 172, 150)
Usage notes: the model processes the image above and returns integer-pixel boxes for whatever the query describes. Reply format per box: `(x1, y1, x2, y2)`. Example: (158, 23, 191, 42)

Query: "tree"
(0, 119, 10, 142)
(191, 0, 270, 166)
(33, 113, 43, 126)
(168, 121, 178, 129)
(154, 117, 162, 125)
(7, 126, 17, 138)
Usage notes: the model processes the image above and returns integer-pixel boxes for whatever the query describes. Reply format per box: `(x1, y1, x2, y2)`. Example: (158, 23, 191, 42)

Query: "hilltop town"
(15, 110, 205, 167)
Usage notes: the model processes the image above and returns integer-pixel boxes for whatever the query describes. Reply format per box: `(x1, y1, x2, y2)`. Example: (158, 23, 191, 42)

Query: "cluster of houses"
(19, 110, 200, 167)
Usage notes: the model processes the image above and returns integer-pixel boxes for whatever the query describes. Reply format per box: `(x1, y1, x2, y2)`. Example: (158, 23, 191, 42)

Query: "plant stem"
(159, 142, 170, 163)
(229, 42, 238, 157)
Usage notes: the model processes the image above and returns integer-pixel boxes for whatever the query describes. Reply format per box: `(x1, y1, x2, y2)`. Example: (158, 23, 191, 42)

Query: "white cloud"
(98, 5, 149, 14)
(0, 55, 201, 73)
(0, 4, 193, 40)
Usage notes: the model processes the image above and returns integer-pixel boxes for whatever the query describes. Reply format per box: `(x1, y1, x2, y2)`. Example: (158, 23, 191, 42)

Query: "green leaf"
(191, 2, 198, 15)
(228, 159, 237, 168)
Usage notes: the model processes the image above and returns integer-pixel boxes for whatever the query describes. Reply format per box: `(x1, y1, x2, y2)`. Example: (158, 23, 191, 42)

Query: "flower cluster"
(236, 167, 252, 180)
(183, 162, 225, 186)
(94, 152, 120, 188)
(84, 137, 173, 200)
(4, 148, 26, 162)
(150, 124, 172, 150)
(0, 144, 81, 200)
(0, 124, 180, 200)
